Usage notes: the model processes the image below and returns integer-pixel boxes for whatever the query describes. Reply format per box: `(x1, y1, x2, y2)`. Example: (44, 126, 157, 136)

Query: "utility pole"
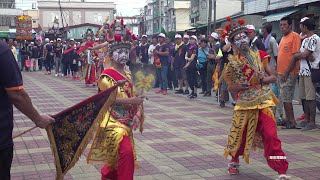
(207, 0, 212, 35)
(213, 0, 216, 31)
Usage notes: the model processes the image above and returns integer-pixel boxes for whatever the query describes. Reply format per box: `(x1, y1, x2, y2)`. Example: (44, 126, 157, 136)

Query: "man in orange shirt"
(278, 17, 301, 129)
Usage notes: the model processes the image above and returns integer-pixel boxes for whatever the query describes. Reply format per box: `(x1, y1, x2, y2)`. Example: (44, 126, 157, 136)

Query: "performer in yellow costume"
(222, 17, 290, 180)
(87, 18, 144, 180)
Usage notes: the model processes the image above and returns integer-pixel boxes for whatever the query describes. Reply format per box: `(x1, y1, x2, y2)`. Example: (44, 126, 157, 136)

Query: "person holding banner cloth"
(86, 18, 144, 180)
(0, 41, 54, 180)
(222, 17, 290, 180)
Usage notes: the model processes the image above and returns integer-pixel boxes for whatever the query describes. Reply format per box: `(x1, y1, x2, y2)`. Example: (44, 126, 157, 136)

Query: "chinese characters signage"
(16, 15, 33, 40)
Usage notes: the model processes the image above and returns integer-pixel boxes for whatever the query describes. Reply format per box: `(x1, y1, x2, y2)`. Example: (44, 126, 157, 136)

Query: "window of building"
(33, 20, 36, 23)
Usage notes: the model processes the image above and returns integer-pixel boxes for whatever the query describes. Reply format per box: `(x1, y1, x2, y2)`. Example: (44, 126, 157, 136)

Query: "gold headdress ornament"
(224, 17, 247, 41)
(107, 18, 138, 53)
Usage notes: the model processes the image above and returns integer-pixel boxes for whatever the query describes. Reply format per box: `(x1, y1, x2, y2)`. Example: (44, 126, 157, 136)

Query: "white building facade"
(37, 0, 115, 30)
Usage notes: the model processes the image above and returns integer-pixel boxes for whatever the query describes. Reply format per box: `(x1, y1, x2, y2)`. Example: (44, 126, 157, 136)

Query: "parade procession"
(1, 0, 320, 180)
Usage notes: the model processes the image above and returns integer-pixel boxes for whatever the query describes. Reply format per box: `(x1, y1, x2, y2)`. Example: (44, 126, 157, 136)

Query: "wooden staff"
(12, 126, 37, 139)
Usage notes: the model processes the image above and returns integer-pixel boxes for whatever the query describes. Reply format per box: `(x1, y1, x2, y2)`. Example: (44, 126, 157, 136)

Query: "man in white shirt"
(283, 17, 319, 131)
(148, 36, 158, 65)
(8, 39, 18, 62)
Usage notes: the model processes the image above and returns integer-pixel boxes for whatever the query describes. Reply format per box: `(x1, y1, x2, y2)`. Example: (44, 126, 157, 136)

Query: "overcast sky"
(15, 0, 147, 16)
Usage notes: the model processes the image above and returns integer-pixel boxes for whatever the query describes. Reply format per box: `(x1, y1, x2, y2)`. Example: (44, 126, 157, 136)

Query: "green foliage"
(167, 31, 176, 41)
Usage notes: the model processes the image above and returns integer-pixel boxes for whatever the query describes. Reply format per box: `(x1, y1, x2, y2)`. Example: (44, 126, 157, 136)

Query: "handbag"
(306, 60, 320, 83)
(26, 59, 31, 68)
(153, 54, 161, 68)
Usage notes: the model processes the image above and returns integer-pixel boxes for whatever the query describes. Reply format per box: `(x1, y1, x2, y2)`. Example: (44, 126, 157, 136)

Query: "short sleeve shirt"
(156, 43, 169, 66)
(299, 34, 320, 76)
(187, 44, 198, 69)
(173, 44, 187, 68)
(0, 42, 24, 150)
(277, 32, 301, 75)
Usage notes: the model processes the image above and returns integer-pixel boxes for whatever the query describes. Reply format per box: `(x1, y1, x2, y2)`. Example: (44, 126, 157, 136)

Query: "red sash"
(101, 68, 133, 98)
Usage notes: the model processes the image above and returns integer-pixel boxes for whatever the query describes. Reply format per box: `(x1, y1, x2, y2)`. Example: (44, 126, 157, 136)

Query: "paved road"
(11, 71, 320, 180)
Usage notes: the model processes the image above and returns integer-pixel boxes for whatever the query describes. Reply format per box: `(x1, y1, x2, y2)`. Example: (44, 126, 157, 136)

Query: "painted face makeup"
(112, 47, 130, 65)
(233, 32, 250, 51)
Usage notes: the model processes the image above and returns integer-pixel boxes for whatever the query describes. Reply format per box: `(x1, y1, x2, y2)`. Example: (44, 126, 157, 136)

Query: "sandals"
(281, 121, 301, 129)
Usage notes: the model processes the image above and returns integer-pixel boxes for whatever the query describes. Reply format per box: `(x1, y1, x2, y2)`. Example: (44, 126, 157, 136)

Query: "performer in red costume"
(86, 18, 144, 180)
(77, 29, 97, 86)
(222, 17, 290, 180)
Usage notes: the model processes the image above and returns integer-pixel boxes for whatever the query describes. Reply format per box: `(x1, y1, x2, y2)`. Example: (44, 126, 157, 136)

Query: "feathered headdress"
(224, 16, 247, 41)
(107, 17, 136, 53)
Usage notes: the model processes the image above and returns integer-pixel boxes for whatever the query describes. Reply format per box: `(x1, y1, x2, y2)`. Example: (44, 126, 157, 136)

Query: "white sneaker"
(276, 174, 291, 180)
(55, 74, 58, 77)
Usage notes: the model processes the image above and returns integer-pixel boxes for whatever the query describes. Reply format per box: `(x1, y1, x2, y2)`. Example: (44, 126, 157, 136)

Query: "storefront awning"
(262, 9, 301, 22)
(0, 32, 8, 38)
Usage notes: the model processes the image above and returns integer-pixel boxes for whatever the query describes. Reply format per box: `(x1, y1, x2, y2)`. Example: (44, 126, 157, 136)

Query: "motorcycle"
(316, 83, 320, 111)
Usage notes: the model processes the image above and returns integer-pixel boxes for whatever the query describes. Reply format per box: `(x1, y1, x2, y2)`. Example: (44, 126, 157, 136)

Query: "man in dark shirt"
(29, 42, 40, 71)
(54, 38, 63, 76)
(172, 34, 189, 95)
(139, 35, 150, 64)
(246, 25, 266, 51)
(154, 33, 170, 95)
(0, 41, 54, 180)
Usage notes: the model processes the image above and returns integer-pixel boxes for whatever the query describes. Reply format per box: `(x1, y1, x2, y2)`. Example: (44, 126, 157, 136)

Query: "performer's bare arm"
(89, 41, 109, 50)
(6, 89, 55, 128)
(259, 61, 276, 84)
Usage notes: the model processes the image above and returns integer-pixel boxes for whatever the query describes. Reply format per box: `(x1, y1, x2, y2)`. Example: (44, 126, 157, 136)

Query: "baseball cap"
(183, 35, 189, 39)
(45, 38, 49, 42)
(175, 34, 182, 39)
(190, 35, 197, 41)
(158, 33, 166, 38)
(142, 35, 147, 38)
(57, 38, 61, 41)
(50, 40, 53, 43)
(300, 17, 315, 30)
(30, 42, 34, 45)
(246, 25, 255, 33)
(70, 38, 75, 41)
(209, 32, 219, 40)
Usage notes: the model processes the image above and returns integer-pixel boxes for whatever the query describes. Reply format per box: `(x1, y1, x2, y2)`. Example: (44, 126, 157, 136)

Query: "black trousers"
(63, 60, 71, 76)
(187, 67, 198, 92)
(199, 67, 207, 92)
(168, 68, 178, 89)
(45, 55, 54, 72)
(0, 146, 13, 180)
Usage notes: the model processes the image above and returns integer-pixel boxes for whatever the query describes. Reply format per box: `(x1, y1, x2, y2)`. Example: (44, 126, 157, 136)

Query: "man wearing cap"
(154, 33, 170, 95)
(282, 17, 319, 131)
(29, 42, 40, 71)
(138, 35, 149, 64)
(222, 17, 289, 180)
(172, 34, 189, 95)
(246, 25, 265, 51)
(207, 32, 221, 96)
(183, 35, 189, 46)
(43, 38, 54, 74)
(62, 38, 75, 77)
(54, 38, 63, 76)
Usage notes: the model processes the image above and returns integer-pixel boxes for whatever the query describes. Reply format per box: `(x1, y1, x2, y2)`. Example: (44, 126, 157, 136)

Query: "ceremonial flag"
(46, 86, 118, 180)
